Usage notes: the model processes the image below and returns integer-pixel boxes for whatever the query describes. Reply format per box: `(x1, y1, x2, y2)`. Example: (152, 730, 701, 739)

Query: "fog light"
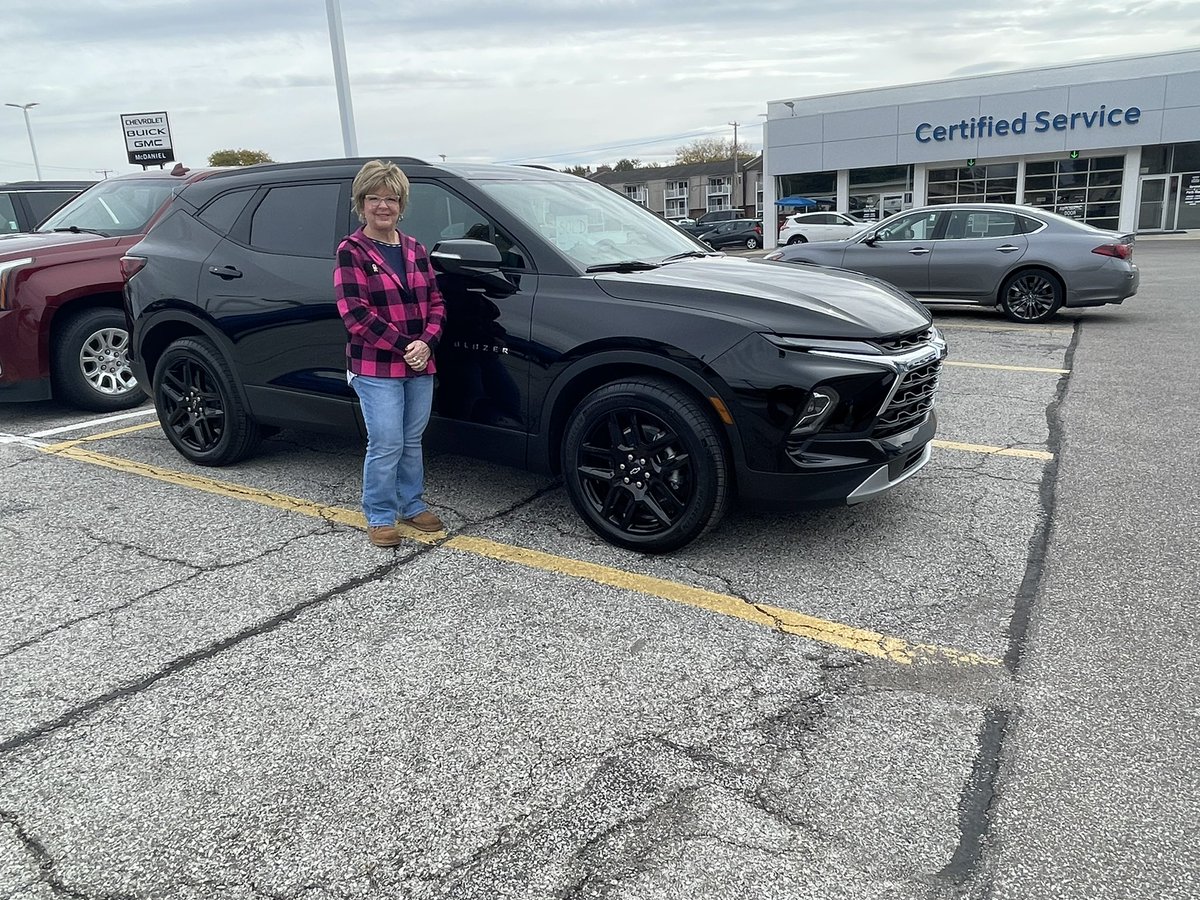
(791, 387, 839, 437)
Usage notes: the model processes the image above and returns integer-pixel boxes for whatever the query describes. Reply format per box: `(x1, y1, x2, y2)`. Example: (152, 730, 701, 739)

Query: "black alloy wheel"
(152, 336, 262, 466)
(562, 379, 729, 553)
(1000, 268, 1064, 323)
(51, 307, 144, 411)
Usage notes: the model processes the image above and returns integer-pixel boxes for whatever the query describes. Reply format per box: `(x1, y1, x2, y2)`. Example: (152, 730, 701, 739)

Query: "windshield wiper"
(585, 260, 660, 273)
(659, 249, 719, 263)
(48, 226, 111, 237)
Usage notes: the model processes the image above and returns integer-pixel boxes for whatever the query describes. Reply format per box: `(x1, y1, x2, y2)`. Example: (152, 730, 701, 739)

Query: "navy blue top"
(371, 238, 409, 294)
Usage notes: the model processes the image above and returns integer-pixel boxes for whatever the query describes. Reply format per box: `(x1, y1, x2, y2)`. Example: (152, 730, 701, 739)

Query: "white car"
(778, 211, 867, 245)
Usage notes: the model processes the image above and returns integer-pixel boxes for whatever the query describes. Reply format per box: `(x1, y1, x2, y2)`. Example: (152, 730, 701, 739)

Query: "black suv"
(124, 158, 945, 552)
(0, 181, 93, 234)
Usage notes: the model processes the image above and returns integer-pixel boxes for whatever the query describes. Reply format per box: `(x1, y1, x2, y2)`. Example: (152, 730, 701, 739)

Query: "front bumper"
(734, 409, 938, 508)
(0, 375, 52, 402)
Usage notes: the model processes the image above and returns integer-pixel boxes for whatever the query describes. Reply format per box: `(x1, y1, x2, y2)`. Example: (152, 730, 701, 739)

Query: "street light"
(5, 102, 42, 180)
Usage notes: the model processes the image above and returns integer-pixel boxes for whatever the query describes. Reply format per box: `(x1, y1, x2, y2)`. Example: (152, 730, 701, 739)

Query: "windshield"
(36, 179, 177, 236)
(476, 178, 709, 271)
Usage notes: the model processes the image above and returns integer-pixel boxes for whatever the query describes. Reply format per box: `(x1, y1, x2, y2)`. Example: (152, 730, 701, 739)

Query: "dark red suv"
(0, 165, 216, 410)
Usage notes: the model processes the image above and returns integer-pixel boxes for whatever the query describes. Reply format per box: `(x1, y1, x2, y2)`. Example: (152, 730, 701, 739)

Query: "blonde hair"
(351, 159, 410, 222)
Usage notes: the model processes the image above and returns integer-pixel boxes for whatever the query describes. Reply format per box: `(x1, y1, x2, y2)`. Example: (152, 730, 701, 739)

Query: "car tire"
(561, 378, 730, 553)
(745, 237, 760, 250)
(1000, 268, 1064, 323)
(51, 307, 143, 411)
(786, 235, 807, 245)
(152, 336, 262, 466)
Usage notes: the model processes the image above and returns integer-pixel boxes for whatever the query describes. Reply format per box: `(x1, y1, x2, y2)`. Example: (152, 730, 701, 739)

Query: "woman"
(335, 159, 446, 547)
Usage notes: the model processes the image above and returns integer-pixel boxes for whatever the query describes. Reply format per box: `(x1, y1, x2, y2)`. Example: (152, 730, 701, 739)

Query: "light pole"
(325, 0, 358, 157)
(5, 102, 42, 180)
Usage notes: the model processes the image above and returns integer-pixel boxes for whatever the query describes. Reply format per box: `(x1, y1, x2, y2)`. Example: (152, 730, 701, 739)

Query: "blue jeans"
(350, 374, 435, 526)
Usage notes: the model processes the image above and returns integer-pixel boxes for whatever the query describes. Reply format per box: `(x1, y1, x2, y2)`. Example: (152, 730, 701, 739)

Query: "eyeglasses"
(365, 195, 400, 207)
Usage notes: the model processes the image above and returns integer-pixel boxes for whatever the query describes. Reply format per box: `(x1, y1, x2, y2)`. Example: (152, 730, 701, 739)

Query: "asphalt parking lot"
(2, 241, 1197, 899)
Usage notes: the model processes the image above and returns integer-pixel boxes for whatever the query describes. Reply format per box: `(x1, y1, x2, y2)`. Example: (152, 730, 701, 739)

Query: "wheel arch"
(47, 290, 125, 356)
(136, 308, 231, 388)
(996, 263, 1067, 307)
(532, 349, 742, 481)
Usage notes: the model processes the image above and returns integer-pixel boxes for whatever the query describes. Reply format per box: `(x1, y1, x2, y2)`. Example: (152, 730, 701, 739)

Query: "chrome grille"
(876, 328, 933, 352)
(873, 358, 941, 438)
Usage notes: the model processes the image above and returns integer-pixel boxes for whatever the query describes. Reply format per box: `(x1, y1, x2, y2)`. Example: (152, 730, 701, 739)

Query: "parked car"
(678, 209, 742, 236)
(0, 180, 93, 234)
(763, 203, 1139, 323)
(778, 211, 866, 245)
(667, 216, 695, 227)
(698, 218, 763, 250)
(123, 158, 945, 552)
(0, 165, 214, 409)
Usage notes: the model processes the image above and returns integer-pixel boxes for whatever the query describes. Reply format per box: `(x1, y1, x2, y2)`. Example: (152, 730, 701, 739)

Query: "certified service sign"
(120, 111, 175, 165)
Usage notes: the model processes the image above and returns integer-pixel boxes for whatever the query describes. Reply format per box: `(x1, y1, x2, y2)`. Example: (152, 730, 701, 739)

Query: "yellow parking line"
(934, 439, 1053, 460)
(944, 361, 1070, 374)
(41, 420, 161, 451)
(37, 442, 999, 668)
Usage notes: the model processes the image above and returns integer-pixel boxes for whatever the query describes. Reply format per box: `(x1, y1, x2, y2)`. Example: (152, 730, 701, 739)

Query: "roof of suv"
(1, 180, 96, 191)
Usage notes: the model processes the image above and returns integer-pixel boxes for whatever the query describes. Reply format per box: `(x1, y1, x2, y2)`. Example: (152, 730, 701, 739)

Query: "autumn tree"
(563, 164, 592, 177)
(208, 149, 274, 166)
(613, 158, 641, 172)
(674, 137, 755, 165)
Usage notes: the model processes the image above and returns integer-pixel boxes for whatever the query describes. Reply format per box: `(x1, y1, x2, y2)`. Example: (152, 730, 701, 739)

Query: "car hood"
(594, 256, 930, 338)
(0, 230, 119, 259)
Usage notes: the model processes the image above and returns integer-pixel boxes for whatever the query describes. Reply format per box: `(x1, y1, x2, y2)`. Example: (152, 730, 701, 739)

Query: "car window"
(405, 181, 527, 269)
(943, 210, 1020, 239)
(37, 179, 176, 236)
(1016, 214, 1045, 234)
(24, 191, 75, 225)
(833, 214, 859, 226)
(197, 189, 255, 235)
(0, 194, 18, 233)
(248, 182, 341, 258)
(874, 211, 939, 242)
(477, 177, 703, 270)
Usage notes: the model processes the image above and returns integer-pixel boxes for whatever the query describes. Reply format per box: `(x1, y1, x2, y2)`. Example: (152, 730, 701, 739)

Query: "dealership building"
(762, 48, 1200, 246)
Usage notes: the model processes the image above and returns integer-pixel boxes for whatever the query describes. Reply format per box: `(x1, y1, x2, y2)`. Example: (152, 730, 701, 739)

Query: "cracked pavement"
(0, 243, 1196, 898)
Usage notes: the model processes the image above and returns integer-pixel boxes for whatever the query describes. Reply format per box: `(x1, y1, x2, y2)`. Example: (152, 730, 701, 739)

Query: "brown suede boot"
(403, 510, 444, 533)
(368, 525, 404, 547)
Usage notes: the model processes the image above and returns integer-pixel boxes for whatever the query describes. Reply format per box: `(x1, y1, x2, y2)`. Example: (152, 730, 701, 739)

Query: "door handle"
(208, 265, 243, 279)
(994, 245, 1021, 253)
(907, 248, 931, 256)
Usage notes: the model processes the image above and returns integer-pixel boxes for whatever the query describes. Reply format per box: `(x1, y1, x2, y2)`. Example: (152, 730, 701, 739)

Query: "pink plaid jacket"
(334, 228, 446, 378)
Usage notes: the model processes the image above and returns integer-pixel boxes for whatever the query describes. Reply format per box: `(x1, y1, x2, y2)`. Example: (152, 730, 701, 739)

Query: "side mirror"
(429, 239, 516, 295)
(863, 232, 881, 246)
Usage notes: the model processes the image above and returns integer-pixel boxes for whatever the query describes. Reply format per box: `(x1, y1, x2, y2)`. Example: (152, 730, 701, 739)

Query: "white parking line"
(27, 407, 157, 439)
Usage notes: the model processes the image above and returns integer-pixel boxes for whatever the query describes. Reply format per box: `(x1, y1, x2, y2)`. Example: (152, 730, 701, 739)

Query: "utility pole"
(729, 121, 740, 214)
(94, 169, 113, 179)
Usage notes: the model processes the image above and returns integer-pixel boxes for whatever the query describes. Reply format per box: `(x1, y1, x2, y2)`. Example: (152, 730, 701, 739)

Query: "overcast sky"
(3, 0, 1197, 182)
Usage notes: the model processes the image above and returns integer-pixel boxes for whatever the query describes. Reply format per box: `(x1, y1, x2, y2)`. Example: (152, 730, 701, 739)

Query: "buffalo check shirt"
(334, 227, 446, 378)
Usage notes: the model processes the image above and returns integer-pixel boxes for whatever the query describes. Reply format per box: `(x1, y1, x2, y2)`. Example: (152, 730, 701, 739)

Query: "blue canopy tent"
(775, 196, 819, 208)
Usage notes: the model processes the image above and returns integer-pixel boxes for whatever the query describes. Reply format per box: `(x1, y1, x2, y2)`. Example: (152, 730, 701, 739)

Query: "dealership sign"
(915, 105, 1142, 144)
(120, 111, 175, 164)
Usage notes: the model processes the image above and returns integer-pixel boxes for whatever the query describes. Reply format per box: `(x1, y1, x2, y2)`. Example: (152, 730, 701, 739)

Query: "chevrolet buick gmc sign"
(121, 111, 175, 165)
(915, 104, 1142, 143)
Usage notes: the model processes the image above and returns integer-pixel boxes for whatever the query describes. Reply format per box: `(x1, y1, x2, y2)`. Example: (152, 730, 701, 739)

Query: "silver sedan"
(763, 203, 1139, 323)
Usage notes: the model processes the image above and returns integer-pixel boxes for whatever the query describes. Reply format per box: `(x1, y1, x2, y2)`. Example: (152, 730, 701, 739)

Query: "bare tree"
(675, 137, 755, 165)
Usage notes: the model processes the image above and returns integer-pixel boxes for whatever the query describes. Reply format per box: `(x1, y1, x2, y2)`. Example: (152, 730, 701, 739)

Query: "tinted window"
(248, 183, 341, 257)
(0, 194, 18, 232)
(24, 191, 76, 224)
(405, 181, 526, 269)
(198, 190, 254, 235)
